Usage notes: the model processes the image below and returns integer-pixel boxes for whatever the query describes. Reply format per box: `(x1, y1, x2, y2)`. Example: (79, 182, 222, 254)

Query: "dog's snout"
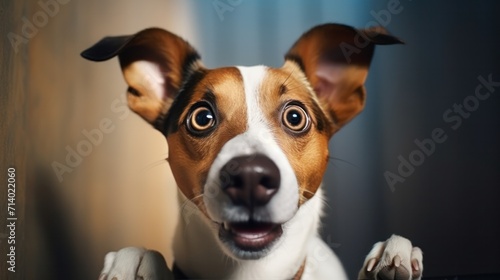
(220, 155, 280, 208)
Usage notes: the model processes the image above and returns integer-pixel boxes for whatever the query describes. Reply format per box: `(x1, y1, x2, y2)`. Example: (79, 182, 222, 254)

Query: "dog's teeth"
(223, 222, 230, 230)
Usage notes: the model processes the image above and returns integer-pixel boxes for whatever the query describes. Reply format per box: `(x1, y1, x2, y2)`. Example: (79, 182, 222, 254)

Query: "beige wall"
(1, 1, 197, 279)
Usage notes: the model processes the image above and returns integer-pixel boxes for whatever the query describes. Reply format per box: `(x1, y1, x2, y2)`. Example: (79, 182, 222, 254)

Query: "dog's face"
(82, 24, 401, 260)
(167, 64, 332, 259)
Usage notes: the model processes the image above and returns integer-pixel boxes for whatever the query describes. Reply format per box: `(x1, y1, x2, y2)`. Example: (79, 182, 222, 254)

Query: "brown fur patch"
(166, 67, 247, 215)
(285, 24, 374, 128)
(114, 28, 203, 124)
(259, 65, 332, 205)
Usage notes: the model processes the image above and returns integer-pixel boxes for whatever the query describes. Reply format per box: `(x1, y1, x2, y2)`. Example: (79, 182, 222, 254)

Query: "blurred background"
(1, 0, 499, 279)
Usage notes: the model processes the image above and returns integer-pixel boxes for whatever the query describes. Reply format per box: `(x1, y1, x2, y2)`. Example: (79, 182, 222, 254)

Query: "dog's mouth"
(218, 221, 283, 254)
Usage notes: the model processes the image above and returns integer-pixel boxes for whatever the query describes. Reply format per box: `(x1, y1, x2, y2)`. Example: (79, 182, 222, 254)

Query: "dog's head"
(82, 24, 401, 260)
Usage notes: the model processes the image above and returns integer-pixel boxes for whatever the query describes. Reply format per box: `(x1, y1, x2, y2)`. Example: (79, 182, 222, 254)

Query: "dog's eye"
(188, 106, 216, 132)
(282, 104, 310, 133)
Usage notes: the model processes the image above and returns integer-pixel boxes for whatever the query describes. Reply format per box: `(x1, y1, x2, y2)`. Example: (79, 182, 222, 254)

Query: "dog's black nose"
(220, 155, 280, 208)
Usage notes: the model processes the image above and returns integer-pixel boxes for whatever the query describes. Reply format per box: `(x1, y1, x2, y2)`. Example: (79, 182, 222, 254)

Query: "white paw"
(98, 247, 174, 280)
(358, 235, 423, 280)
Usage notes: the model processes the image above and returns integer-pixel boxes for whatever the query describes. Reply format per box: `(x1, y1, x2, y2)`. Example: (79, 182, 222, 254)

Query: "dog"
(82, 23, 423, 280)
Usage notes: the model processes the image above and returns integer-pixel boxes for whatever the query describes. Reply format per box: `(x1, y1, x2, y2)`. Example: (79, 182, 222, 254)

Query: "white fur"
(171, 65, 346, 278)
(358, 235, 424, 280)
(175, 186, 347, 279)
(204, 66, 299, 224)
(100, 248, 173, 280)
(99, 65, 422, 280)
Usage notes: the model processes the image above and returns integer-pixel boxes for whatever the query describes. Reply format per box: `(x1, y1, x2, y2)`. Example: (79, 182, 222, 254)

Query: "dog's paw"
(358, 235, 423, 280)
(98, 247, 174, 280)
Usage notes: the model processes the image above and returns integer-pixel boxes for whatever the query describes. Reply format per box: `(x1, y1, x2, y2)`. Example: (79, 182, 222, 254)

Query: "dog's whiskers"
(180, 193, 204, 212)
(328, 156, 359, 169)
(298, 188, 316, 204)
(280, 68, 294, 92)
(140, 153, 169, 173)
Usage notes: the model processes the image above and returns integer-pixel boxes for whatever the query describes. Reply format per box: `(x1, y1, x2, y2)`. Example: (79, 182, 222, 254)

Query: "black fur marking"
(284, 54, 306, 74)
(161, 69, 208, 136)
(201, 90, 217, 107)
(180, 52, 202, 86)
(80, 35, 133, 61)
(308, 97, 327, 132)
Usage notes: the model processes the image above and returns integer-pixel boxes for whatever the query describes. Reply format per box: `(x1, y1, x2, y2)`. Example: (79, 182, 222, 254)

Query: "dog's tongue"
(227, 222, 283, 251)
(229, 222, 276, 238)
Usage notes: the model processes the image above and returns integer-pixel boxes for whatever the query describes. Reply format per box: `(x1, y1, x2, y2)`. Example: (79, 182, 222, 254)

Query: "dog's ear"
(285, 24, 403, 130)
(81, 28, 202, 124)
